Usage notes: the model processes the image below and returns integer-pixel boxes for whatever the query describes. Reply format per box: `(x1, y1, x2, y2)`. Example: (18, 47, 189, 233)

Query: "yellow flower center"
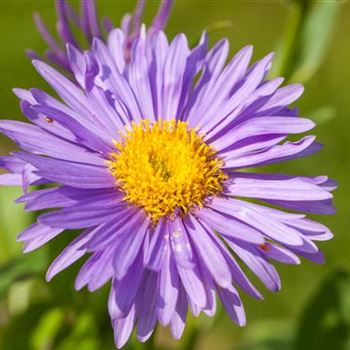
(108, 119, 227, 222)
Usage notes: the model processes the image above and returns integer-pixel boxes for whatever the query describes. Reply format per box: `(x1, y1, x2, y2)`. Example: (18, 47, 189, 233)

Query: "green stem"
(271, 0, 310, 80)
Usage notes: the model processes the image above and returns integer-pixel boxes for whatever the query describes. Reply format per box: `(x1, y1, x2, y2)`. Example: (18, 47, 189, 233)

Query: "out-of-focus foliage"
(272, 0, 343, 83)
(0, 250, 48, 298)
(234, 270, 350, 350)
(0, 1, 349, 349)
(294, 269, 350, 350)
(237, 320, 293, 350)
(0, 188, 33, 263)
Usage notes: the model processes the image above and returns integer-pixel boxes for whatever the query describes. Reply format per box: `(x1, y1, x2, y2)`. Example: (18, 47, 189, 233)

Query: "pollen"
(107, 119, 227, 222)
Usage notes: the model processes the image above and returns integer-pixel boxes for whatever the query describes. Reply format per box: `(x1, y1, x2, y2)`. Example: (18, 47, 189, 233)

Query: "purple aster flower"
(28, 0, 173, 72)
(0, 30, 336, 348)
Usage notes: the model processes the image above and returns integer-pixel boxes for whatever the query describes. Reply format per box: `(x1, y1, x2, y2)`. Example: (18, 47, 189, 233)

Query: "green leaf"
(55, 311, 101, 350)
(308, 105, 337, 125)
(0, 187, 34, 263)
(0, 248, 48, 299)
(7, 279, 33, 315)
(293, 269, 350, 350)
(30, 308, 65, 350)
(271, 1, 342, 83)
(290, 1, 342, 83)
(0, 303, 52, 350)
(237, 319, 293, 350)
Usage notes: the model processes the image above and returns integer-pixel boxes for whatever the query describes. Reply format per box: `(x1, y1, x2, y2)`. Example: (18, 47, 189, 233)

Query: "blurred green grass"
(0, 1, 349, 349)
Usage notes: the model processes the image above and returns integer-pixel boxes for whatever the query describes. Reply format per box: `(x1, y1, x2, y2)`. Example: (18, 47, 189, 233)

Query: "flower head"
(28, 0, 173, 73)
(108, 119, 227, 222)
(0, 29, 336, 348)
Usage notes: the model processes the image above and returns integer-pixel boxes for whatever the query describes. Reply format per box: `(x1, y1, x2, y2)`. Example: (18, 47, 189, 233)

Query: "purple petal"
(75, 246, 114, 291)
(144, 219, 168, 271)
(230, 241, 281, 291)
(217, 285, 246, 326)
(186, 39, 229, 126)
(258, 243, 300, 265)
(210, 198, 304, 246)
(113, 305, 136, 349)
(56, 0, 80, 47)
(22, 187, 113, 211)
(175, 261, 207, 309)
(228, 176, 332, 201)
(197, 208, 265, 244)
(0, 119, 105, 165)
(285, 218, 333, 241)
(22, 164, 41, 193)
(203, 52, 274, 137)
(85, 208, 143, 251)
(157, 244, 179, 325)
(113, 216, 150, 280)
(136, 271, 158, 342)
(149, 31, 169, 120)
(0, 174, 22, 186)
(20, 99, 77, 143)
(169, 218, 194, 269)
(126, 35, 155, 122)
(185, 215, 232, 288)
(84, 83, 126, 135)
(33, 12, 62, 53)
(107, 29, 126, 73)
(223, 136, 320, 169)
(292, 250, 325, 264)
(15, 152, 115, 190)
(194, 45, 253, 131)
(38, 196, 124, 229)
(161, 34, 190, 120)
(109, 253, 144, 319)
(67, 44, 86, 87)
(267, 198, 335, 215)
(19, 223, 64, 252)
(131, 0, 145, 33)
(46, 229, 94, 281)
(170, 284, 188, 340)
(92, 38, 142, 122)
(194, 219, 263, 300)
(13, 88, 36, 103)
(257, 84, 304, 114)
(32, 60, 107, 130)
(211, 117, 315, 152)
(31, 104, 113, 154)
(149, 0, 173, 34)
(81, 0, 100, 39)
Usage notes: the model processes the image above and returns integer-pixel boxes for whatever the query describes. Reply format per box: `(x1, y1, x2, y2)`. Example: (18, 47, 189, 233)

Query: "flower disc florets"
(108, 119, 227, 222)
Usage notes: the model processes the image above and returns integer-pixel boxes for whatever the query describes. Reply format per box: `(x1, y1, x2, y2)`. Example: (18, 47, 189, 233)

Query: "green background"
(0, 1, 349, 349)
